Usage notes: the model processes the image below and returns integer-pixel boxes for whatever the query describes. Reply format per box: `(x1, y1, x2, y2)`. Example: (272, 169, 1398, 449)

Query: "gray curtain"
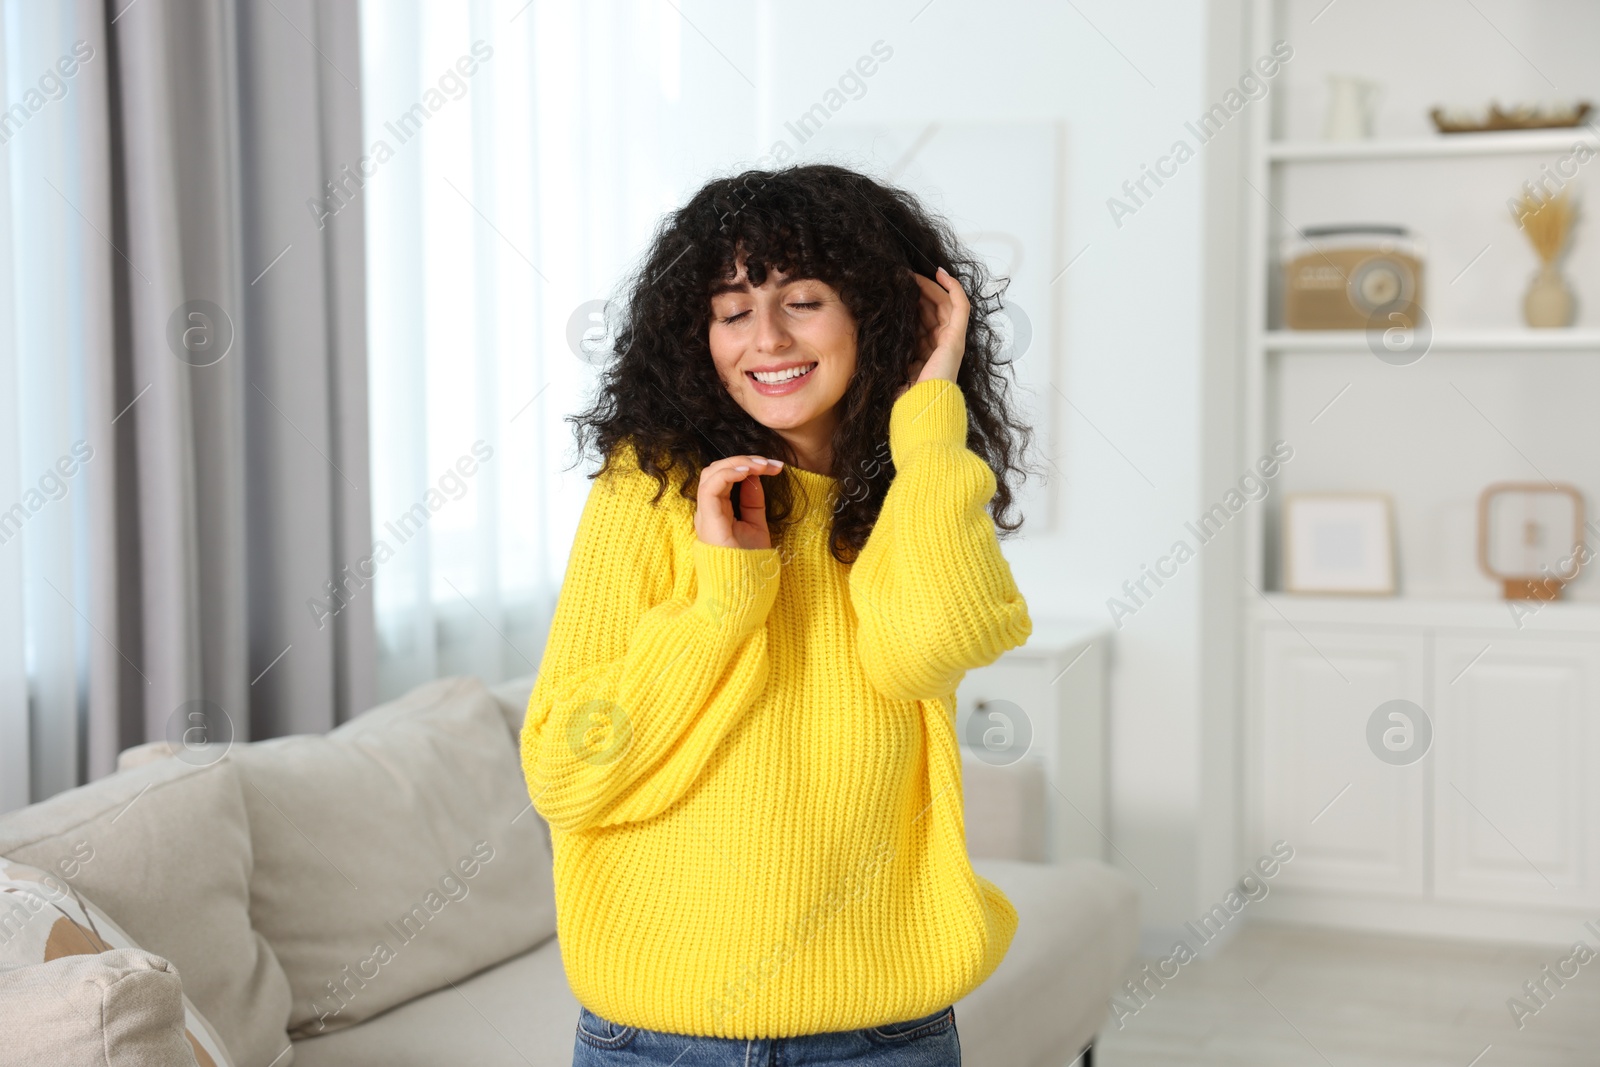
(69, 0, 372, 791)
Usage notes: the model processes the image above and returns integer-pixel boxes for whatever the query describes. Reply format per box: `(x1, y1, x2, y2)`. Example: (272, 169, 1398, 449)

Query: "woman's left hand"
(898, 266, 969, 401)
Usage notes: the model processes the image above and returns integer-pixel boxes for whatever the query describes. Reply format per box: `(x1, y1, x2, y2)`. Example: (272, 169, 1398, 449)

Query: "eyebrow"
(707, 278, 750, 298)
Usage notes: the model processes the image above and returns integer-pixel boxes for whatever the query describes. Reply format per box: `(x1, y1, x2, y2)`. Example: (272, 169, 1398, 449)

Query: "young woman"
(523, 162, 1037, 1065)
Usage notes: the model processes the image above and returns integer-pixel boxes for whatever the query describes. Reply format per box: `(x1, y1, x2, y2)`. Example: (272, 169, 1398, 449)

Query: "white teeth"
(750, 363, 816, 384)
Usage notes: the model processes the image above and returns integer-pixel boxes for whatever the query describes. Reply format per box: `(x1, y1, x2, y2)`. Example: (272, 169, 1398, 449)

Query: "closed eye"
(717, 301, 818, 324)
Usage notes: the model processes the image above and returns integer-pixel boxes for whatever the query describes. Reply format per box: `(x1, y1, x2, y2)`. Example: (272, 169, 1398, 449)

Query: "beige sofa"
(0, 673, 1137, 1067)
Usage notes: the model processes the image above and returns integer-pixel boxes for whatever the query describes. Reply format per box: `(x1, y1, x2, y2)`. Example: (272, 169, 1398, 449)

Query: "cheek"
(809, 313, 856, 361)
(826, 322, 858, 371)
(708, 330, 741, 375)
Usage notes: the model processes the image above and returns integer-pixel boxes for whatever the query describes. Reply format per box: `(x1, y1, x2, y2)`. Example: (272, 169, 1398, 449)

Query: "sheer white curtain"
(0, 0, 101, 809)
(358, 0, 755, 699)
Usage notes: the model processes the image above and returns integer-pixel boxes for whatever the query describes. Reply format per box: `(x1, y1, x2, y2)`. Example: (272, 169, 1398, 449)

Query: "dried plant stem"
(1514, 185, 1578, 264)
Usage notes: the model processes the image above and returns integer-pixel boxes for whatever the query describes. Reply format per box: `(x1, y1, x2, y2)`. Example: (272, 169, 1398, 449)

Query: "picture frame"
(1282, 492, 1396, 595)
(1477, 481, 1586, 600)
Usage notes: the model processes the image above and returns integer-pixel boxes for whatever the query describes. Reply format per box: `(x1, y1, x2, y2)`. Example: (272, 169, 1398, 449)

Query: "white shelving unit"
(1263, 328, 1600, 352)
(1242, 3, 1600, 600)
(1240, 0, 1600, 945)
(1266, 127, 1599, 162)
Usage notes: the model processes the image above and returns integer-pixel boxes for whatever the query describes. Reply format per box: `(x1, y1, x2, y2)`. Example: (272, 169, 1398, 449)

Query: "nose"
(752, 300, 791, 355)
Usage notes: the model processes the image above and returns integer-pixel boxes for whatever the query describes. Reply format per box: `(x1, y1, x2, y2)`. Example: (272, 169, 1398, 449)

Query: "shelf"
(1248, 592, 1600, 633)
(1266, 127, 1599, 163)
(1262, 329, 1600, 353)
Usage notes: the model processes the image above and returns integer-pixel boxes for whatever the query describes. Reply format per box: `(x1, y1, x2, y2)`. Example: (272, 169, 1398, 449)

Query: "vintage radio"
(1282, 224, 1425, 330)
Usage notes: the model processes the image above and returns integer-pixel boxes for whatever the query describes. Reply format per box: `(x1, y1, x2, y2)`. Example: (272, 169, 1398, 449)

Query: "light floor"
(1090, 921, 1600, 1067)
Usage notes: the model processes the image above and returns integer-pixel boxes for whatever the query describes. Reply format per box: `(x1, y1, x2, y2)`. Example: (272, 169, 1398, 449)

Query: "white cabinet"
(1257, 626, 1427, 896)
(1432, 634, 1600, 910)
(1251, 599, 1600, 935)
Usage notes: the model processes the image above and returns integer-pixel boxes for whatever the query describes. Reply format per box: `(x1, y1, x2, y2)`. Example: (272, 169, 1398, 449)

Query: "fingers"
(702, 456, 782, 516)
(727, 464, 765, 520)
(695, 455, 783, 548)
(913, 267, 968, 330)
(912, 270, 949, 309)
(702, 454, 784, 496)
(913, 274, 947, 354)
(725, 458, 782, 546)
(935, 265, 969, 309)
(912, 266, 967, 305)
(908, 267, 969, 390)
(938, 267, 971, 334)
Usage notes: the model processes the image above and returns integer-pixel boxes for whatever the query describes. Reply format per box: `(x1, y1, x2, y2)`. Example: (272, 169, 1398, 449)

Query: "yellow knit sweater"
(521, 377, 1033, 1039)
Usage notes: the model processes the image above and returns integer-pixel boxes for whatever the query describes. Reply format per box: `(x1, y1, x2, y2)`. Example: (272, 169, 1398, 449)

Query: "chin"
(744, 405, 817, 430)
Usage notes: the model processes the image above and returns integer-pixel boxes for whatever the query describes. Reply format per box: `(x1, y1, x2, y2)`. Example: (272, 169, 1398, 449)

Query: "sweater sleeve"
(848, 378, 1033, 701)
(522, 456, 781, 833)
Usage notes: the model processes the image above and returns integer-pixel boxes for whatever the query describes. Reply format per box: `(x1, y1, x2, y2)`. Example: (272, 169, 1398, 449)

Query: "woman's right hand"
(696, 455, 784, 549)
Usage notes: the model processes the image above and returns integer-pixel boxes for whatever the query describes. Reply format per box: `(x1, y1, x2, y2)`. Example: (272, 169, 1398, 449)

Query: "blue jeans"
(572, 1003, 961, 1065)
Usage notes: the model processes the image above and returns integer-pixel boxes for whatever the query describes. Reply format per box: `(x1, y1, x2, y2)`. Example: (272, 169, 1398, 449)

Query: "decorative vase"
(1523, 262, 1575, 327)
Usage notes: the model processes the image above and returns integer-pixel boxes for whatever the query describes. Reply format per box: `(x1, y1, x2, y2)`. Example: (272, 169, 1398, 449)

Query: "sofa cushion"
(486, 673, 536, 738)
(484, 673, 550, 857)
(0, 947, 207, 1066)
(0, 857, 236, 1066)
(118, 673, 553, 852)
(229, 676, 555, 1039)
(0, 755, 294, 1067)
(290, 859, 1139, 1067)
(288, 934, 575, 1067)
(115, 739, 182, 773)
(960, 858, 1140, 1066)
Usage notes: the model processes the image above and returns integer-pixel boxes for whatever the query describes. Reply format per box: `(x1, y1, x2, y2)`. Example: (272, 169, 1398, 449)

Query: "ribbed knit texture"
(521, 377, 1033, 1039)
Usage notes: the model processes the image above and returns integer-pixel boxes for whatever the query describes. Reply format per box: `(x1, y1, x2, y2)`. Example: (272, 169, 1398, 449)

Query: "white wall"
(751, 0, 1241, 944)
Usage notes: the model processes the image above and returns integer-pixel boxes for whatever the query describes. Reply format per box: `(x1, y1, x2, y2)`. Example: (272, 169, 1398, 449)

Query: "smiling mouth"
(747, 362, 818, 384)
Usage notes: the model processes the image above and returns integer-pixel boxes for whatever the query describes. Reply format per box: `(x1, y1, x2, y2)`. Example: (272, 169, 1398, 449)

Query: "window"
(357, 0, 754, 698)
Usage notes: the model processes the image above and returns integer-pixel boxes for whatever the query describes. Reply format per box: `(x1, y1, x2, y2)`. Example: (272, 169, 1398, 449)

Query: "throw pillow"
(230, 676, 555, 1038)
(0, 858, 233, 1066)
(0, 755, 294, 1067)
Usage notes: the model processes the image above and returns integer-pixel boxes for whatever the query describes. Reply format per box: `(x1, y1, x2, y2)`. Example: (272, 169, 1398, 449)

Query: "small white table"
(955, 618, 1112, 864)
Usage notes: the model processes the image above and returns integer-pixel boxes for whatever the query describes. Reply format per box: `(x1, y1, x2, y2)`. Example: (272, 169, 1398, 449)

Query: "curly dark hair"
(566, 161, 1038, 564)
